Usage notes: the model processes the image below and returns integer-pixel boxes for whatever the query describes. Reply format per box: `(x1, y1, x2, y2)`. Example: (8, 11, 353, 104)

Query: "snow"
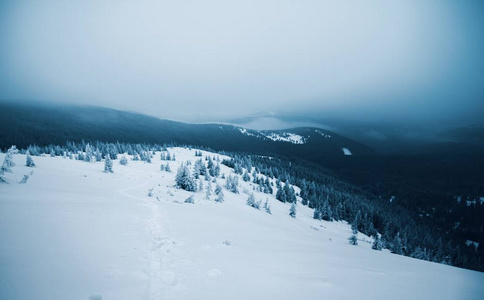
(342, 148, 352, 155)
(237, 127, 307, 145)
(466, 240, 479, 250)
(264, 132, 306, 144)
(1, 150, 483, 300)
(315, 130, 332, 138)
(238, 128, 257, 137)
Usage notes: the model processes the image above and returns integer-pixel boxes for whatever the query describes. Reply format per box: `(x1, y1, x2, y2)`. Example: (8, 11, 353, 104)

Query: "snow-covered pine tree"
(289, 202, 297, 218)
(26, 151, 36, 167)
(77, 152, 85, 161)
(214, 184, 222, 195)
(264, 199, 271, 214)
(165, 163, 171, 172)
(372, 235, 383, 251)
(185, 194, 195, 204)
(213, 163, 220, 177)
(284, 181, 297, 203)
(242, 170, 250, 182)
(215, 189, 224, 203)
(392, 233, 404, 255)
(104, 154, 113, 173)
(321, 200, 333, 221)
(224, 174, 239, 193)
(230, 175, 239, 193)
(205, 181, 212, 200)
(94, 148, 102, 162)
(1, 146, 17, 174)
(84, 144, 93, 162)
(348, 234, 358, 245)
(193, 159, 203, 179)
(247, 193, 256, 208)
(175, 163, 196, 191)
(276, 183, 287, 203)
(119, 156, 128, 165)
(351, 210, 361, 234)
(313, 207, 322, 220)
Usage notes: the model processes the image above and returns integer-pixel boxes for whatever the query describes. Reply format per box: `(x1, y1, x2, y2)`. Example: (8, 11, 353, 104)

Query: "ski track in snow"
(119, 182, 180, 300)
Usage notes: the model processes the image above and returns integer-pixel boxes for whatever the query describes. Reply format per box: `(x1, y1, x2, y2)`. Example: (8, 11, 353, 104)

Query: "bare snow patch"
(238, 128, 257, 137)
(466, 240, 479, 250)
(264, 132, 306, 144)
(315, 130, 332, 138)
(342, 148, 352, 155)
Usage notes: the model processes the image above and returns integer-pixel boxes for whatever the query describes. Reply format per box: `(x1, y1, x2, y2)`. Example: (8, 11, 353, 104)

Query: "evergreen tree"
(185, 194, 195, 204)
(1, 146, 17, 174)
(207, 157, 214, 175)
(242, 170, 250, 182)
(276, 183, 287, 202)
(205, 181, 212, 200)
(348, 234, 358, 245)
(213, 163, 221, 177)
(175, 163, 196, 191)
(351, 210, 361, 234)
(77, 152, 85, 161)
(119, 156, 128, 165)
(321, 200, 333, 221)
(214, 184, 222, 195)
(392, 233, 404, 255)
(247, 193, 256, 207)
(165, 163, 171, 172)
(289, 202, 297, 218)
(94, 148, 102, 162)
(372, 235, 383, 251)
(104, 154, 113, 173)
(84, 144, 93, 162)
(26, 151, 36, 167)
(264, 199, 271, 214)
(313, 208, 322, 220)
(215, 189, 224, 203)
(225, 175, 239, 194)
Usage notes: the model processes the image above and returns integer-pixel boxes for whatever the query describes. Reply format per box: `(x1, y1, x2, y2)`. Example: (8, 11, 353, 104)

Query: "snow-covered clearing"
(264, 132, 306, 144)
(342, 148, 352, 155)
(1, 149, 483, 300)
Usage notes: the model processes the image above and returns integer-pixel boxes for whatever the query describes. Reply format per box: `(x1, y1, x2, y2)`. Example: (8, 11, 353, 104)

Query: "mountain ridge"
(0, 101, 374, 160)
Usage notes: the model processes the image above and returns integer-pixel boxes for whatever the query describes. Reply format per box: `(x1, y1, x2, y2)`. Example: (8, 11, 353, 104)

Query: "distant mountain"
(438, 125, 484, 145)
(0, 101, 373, 161)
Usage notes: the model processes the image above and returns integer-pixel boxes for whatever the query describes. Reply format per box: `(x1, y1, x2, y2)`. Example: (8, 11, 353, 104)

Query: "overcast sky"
(1, 0, 483, 124)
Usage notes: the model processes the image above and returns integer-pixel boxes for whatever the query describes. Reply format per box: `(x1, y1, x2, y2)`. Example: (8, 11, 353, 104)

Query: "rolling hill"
(0, 101, 373, 160)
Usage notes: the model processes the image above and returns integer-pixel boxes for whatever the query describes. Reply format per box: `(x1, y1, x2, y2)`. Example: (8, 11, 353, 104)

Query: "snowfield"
(237, 128, 307, 145)
(342, 148, 352, 156)
(0, 149, 483, 300)
(263, 132, 306, 144)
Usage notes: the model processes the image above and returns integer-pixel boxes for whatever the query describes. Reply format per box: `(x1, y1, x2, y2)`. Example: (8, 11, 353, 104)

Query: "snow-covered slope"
(0, 149, 482, 300)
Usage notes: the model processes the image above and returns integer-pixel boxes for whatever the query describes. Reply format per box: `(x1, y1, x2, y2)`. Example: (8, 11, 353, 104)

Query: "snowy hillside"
(0, 149, 483, 300)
